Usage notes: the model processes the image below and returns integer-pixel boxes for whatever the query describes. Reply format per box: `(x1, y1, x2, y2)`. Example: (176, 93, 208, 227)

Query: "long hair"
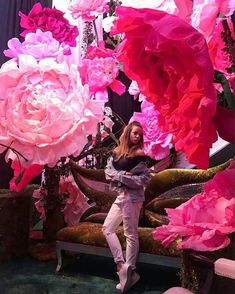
(113, 121, 143, 159)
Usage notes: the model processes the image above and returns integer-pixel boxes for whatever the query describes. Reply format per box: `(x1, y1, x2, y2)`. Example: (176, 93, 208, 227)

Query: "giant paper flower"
(0, 55, 105, 167)
(19, 3, 78, 47)
(111, 7, 217, 168)
(60, 176, 91, 226)
(78, 56, 125, 97)
(69, 0, 109, 21)
(153, 161, 235, 251)
(4, 29, 70, 62)
(130, 100, 172, 160)
(208, 18, 234, 76)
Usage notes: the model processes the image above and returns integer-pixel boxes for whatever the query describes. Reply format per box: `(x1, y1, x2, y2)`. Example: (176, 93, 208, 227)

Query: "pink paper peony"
(0, 55, 105, 167)
(19, 3, 78, 47)
(111, 7, 217, 168)
(130, 100, 172, 160)
(60, 176, 90, 226)
(4, 29, 70, 61)
(78, 56, 125, 96)
(33, 175, 91, 225)
(69, 0, 109, 21)
(153, 161, 235, 251)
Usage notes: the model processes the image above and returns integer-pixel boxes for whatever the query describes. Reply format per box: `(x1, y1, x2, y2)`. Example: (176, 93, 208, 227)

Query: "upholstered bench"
(56, 222, 181, 272)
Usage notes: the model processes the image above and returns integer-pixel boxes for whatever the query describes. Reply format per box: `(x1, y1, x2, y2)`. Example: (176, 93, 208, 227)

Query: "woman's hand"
(125, 172, 133, 176)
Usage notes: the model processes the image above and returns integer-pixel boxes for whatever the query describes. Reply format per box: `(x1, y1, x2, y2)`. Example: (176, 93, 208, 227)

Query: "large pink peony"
(130, 100, 172, 160)
(69, 0, 109, 21)
(4, 29, 70, 61)
(0, 55, 105, 167)
(111, 7, 217, 168)
(19, 3, 78, 47)
(153, 161, 235, 251)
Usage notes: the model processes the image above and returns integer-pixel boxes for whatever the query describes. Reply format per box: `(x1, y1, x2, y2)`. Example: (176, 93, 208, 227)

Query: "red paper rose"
(111, 7, 218, 168)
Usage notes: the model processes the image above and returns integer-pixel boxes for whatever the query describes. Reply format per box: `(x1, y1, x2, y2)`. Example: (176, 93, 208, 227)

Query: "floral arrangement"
(0, 0, 235, 246)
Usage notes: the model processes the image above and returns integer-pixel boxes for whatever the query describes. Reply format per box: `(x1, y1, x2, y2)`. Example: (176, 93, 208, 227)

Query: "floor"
(0, 253, 181, 294)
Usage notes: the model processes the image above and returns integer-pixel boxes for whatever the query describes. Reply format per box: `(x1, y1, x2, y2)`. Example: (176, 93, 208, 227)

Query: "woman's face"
(130, 126, 143, 145)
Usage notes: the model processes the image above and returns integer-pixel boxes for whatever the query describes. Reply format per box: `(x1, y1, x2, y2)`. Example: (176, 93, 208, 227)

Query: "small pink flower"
(4, 29, 70, 61)
(19, 3, 78, 46)
(69, 0, 109, 21)
(78, 56, 125, 96)
(130, 100, 172, 160)
(33, 188, 46, 220)
(60, 176, 90, 226)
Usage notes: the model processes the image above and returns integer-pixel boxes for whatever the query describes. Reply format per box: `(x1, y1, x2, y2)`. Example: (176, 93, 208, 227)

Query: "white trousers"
(102, 192, 142, 270)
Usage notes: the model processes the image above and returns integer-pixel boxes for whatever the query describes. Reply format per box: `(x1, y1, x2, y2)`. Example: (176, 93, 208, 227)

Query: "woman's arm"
(104, 156, 125, 180)
(118, 166, 150, 189)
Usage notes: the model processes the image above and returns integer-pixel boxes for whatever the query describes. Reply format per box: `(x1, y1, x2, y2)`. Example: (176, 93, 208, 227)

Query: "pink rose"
(19, 3, 78, 46)
(4, 29, 70, 61)
(0, 55, 105, 167)
(112, 7, 217, 168)
(130, 100, 172, 160)
(69, 0, 109, 21)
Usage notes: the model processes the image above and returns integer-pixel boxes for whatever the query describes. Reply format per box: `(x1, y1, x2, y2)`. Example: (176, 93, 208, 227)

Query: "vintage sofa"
(55, 159, 232, 272)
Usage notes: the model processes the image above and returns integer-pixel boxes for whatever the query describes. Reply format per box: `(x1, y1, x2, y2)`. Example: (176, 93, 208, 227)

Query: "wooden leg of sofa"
(56, 242, 62, 272)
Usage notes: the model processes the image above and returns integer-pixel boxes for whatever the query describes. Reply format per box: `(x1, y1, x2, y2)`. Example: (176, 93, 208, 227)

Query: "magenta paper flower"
(78, 56, 125, 97)
(69, 0, 109, 21)
(111, 7, 217, 168)
(130, 100, 172, 160)
(153, 161, 235, 251)
(4, 29, 70, 61)
(0, 55, 105, 167)
(208, 18, 235, 77)
(19, 3, 78, 47)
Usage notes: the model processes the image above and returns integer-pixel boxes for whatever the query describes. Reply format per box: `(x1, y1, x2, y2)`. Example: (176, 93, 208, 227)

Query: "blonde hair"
(113, 121, 143, 159)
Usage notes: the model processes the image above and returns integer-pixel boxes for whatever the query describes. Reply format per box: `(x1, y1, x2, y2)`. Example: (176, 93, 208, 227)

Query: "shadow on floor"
(0, 254, 181, 294)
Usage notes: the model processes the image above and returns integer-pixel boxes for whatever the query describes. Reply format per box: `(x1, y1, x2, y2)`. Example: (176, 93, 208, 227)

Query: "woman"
(102, 121, 150, 293)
